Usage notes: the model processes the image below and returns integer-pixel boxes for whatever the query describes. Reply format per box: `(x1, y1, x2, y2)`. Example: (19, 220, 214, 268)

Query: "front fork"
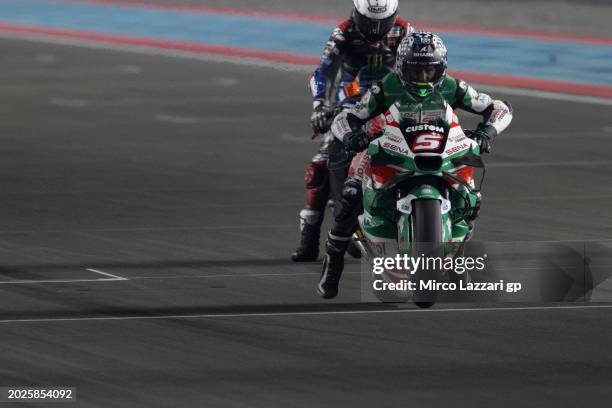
(395, 184, 453, 254)
(356, 184, 479, 259)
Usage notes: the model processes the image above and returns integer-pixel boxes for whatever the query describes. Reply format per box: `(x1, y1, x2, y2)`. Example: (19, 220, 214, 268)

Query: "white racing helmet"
(352, 0, 399, 42)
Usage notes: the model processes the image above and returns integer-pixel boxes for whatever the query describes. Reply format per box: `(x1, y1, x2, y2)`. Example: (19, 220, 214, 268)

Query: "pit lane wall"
(0, 0, 611, 98)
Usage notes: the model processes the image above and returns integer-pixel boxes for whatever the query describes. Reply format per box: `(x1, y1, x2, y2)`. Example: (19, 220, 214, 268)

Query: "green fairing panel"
(362, 185, 397, 239)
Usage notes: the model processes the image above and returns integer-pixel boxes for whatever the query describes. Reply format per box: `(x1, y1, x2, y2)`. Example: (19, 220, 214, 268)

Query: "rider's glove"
(310, 102, 332, 134)
(343, 129, 369, 153)
(465, 125, 496, 154)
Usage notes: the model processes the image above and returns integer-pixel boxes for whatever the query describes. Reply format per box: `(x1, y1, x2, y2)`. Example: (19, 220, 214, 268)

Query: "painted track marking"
(0, 278, 125, 284)
(0, 305, 611, 324)
(86, 268, 128, 281)
(0, 224, 295, 234)
(0, 30, 611, 105)
(0, 268, 128, 284)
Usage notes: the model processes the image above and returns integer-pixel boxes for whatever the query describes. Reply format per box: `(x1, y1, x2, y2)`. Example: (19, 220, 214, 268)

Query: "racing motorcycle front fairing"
(358, 99, 484, 261)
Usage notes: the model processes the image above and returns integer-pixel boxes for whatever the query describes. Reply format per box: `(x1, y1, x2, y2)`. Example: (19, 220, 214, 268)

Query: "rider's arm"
(452, 78, 513, 138)
(309, 21, 349, 107)
(331, 73, 402, 142)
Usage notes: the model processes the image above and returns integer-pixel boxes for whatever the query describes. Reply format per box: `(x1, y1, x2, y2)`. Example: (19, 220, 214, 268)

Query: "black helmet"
(351, 0, 399, 42)
(396, 32, 448, 98)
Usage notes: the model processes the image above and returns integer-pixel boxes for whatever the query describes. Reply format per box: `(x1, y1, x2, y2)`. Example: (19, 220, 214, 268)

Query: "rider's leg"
(328, 164, 360, 259)
(292, 149, 330, 262)
(318, 151, 372, 297)
(317, 176, 362, 298)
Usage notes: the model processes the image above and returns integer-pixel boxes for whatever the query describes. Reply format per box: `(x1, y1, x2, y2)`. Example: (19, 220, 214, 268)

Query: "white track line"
(0, 278, 126, 285)
(86, 268, 128, 281)
(123, 271, 326, 281)
(0, 305, 610, 324)
(0, 224, 294, 234)
(1, 31, 611, 106)
(0, 268, 129, 284)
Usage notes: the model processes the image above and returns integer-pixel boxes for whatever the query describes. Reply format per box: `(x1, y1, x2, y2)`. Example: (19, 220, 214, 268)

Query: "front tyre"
(411, 199, 444, 308)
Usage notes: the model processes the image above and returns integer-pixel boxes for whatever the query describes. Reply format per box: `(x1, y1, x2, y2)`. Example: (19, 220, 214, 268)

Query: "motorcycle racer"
(318, 32, 514, 299)
(291, 0, 413, 262)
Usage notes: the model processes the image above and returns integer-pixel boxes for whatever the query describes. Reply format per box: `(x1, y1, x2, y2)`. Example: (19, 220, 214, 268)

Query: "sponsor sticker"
(420, 110, 445, 123)
(400, 111, 419, 121)
(382, 142, 410, 155)
(405, 124, 445, 133)
(385, 134, 403, 143)
(445, 143, 469, 155)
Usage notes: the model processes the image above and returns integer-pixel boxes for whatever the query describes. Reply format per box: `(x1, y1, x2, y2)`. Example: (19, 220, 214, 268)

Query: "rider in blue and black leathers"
(292, 0, 413, 262)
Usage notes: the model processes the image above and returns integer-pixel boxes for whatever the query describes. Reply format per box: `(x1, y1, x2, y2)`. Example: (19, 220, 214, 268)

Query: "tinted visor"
(405, 65, 438, 84)
(353, 10, 397, 41)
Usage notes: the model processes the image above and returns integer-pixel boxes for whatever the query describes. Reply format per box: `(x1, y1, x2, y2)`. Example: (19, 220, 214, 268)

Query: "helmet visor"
(405, 65, 438, 85)
(354, 11, 397, 41)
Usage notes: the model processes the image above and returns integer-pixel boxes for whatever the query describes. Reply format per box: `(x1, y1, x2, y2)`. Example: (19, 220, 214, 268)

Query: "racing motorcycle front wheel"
(410, 199, 444, 309)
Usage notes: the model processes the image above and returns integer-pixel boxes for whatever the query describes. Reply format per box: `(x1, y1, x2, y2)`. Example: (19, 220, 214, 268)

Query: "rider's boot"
(291, 209, 323, 262)
(317, 233, 350, 299)
(317, 176, 362, 297)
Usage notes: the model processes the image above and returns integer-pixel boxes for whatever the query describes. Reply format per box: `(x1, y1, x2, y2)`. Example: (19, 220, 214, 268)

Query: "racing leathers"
(317, 72, 513, 298)
(292, 17, 413, 262)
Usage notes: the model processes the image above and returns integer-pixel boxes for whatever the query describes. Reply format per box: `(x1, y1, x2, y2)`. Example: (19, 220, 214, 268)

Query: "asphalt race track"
(0, 37, 611, 407)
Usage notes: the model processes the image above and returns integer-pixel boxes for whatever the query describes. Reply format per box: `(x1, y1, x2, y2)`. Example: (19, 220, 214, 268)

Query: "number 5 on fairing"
(352, 97, 485, 308)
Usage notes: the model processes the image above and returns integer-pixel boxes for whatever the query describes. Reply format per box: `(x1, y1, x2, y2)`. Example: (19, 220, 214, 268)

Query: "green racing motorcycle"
(352, 93, 485, 308)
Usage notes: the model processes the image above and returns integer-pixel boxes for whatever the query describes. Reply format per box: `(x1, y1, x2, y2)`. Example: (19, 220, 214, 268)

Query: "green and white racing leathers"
(326, 72, 513, 250)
